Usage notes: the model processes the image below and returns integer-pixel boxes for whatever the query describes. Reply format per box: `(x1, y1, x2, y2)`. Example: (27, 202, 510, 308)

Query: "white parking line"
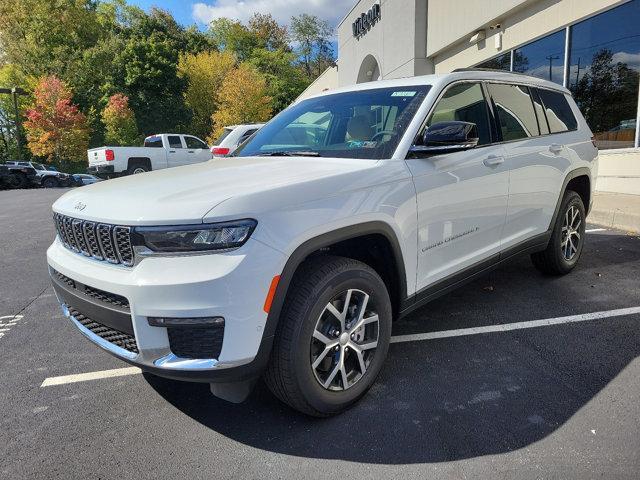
(41, 367, 142, 387)
(586, 228, 607, 233)
(41, 306, 640, 387)
(390, 306, 640, 344)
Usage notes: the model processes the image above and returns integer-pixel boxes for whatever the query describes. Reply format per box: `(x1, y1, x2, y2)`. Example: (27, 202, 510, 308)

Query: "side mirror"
(409, 121, 479, 154)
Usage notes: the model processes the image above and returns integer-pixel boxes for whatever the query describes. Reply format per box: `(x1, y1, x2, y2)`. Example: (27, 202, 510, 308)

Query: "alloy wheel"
(561, 205, 582, 260)
(310, 289, 379, 391)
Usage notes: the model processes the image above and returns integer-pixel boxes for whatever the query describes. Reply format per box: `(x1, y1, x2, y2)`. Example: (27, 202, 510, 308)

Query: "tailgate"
(88, 148, 108, 166)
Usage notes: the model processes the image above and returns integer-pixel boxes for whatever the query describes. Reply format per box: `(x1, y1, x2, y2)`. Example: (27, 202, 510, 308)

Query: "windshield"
(234, 86, 430, 159)
(33, 163, 45, 170)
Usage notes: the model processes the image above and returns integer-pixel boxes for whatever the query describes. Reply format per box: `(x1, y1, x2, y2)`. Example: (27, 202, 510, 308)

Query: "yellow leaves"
(210, 64, 272, 142)
(178, 50, 236, 139)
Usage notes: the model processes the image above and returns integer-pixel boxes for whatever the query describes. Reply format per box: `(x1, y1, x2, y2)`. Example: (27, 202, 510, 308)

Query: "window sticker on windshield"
(391, 91, 417, 97)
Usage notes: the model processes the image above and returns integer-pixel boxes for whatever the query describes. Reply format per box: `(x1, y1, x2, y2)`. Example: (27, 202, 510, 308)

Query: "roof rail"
(452, 67, 530, 76)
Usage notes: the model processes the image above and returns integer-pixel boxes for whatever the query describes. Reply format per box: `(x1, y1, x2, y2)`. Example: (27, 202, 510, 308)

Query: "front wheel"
(531, 190, 586, 275)
(42, 177, 59, 188)
(264, 256, 392, 417)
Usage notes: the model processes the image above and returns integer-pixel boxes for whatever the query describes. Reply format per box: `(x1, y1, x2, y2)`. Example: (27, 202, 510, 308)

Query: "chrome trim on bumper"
(61, 303, 138, 360)
(60, 303, 237, 372)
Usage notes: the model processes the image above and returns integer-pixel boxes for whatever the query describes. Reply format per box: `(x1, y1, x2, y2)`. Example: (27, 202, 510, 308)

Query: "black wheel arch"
(264, 221, 408, 339)
(548, 167, 592, 232)
(127, 157, 152, 171)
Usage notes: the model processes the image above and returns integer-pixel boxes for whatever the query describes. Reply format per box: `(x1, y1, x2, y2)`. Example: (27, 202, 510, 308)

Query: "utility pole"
(0, 86, 27, 161)
(545, 55, 560, 82)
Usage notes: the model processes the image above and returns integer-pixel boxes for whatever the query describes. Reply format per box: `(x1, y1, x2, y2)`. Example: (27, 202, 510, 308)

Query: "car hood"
(53, 156, 380, 225)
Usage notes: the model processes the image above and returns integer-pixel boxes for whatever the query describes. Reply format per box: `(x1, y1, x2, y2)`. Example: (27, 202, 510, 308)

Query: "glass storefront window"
(568, 0, 640, 149)
(513, 30, 565, 85)
(477, 52, 511, 71)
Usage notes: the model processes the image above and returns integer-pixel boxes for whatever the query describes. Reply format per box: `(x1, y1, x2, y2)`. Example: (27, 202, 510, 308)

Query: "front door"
(406, 82, 509, 292)
(167, 135, 189, 167)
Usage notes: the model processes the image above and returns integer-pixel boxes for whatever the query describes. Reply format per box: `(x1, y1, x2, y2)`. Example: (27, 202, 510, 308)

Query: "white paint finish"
(41, 367, 142, 387)
(391, 306, 640, 344)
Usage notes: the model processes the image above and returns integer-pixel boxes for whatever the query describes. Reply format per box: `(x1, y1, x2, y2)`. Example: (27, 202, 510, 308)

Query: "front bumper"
(47, 236, 285, 383)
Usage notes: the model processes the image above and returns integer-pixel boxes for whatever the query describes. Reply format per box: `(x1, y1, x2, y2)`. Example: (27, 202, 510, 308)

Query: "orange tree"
(24, 75, 89, 168)
(102, 93, 139, 146)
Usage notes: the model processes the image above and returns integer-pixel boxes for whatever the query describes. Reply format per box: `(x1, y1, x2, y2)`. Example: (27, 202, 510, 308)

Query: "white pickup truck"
(87, 133, 212, 177)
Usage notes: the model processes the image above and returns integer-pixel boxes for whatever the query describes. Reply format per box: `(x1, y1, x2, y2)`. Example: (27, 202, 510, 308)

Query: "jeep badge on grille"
(74, 201, 86, 211)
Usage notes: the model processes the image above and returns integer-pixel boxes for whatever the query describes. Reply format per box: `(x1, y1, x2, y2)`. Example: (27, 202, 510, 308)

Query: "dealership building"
(300, 0, 640, 194)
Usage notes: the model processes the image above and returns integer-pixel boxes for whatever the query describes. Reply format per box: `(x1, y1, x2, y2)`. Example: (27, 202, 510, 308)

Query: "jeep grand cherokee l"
(47, 70, 597, 416)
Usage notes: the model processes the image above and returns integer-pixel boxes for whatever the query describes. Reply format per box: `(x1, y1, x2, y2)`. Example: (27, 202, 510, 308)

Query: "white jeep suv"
(47, 71, 597, 416)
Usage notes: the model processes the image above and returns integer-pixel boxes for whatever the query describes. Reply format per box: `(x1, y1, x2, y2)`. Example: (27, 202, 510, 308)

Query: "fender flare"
(548, 167, 592, 232)
(264, 221, 408, 338)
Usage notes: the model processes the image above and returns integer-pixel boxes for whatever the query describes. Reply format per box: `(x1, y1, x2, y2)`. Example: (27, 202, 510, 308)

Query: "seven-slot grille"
(53, 213, 134, 266)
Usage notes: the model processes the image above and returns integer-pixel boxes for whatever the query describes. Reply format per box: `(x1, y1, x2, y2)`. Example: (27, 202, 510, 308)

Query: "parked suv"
(211, 124, 264, 156)
(6, 161, 72, 187)
(47, 71, 597, 416)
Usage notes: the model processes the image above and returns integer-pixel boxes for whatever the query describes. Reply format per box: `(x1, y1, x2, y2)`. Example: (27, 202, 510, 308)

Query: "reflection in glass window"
(427, 83, 491, 145)
(513, 30, 565, 85)
(477, 52, 511, 71)
(569, 0, 640, 149)
(488, 83, 539, 141)
(537, 89, 578, 133)
(531, 89, 550, 135)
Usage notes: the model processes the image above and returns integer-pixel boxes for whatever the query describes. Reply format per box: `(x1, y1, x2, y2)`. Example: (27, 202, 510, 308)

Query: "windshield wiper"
(257, 150, 322, 157)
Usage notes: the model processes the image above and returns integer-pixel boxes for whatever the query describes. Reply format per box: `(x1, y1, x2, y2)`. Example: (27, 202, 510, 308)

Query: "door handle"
(169, 150, 176, 153)
(549, 143, 563, 154)
(483, 155, 504, 167)
(188, 150, 194, 153)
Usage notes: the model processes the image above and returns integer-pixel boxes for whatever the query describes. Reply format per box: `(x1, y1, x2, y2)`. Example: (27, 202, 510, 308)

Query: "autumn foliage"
(102, 93, 139, 146)
(24, 75, 89, 166)
(210, 64, 272, 142)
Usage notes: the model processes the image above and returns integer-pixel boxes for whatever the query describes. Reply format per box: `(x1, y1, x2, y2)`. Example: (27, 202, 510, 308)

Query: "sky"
(128, 0, 354, 29)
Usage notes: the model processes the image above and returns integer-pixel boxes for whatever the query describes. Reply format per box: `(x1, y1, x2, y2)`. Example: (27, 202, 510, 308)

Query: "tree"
(178, 50, 236, 140)
(102, 93, 139, 145)
(210, 64, 272, 142)
(249, 48, 309, 112)
(572, 49, 639, 133)
(208, 18, 258, 61)
(290, 14, 335, 77)
(23, 76, 89, 168)
(248, 13, 289, 51)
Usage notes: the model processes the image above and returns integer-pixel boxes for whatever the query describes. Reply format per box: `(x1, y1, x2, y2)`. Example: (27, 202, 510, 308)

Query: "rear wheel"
(42, 176, 58, 188)
(127, 162, 150, 175)
(264, 256, 392, 417)
(531, 190, 586, 275)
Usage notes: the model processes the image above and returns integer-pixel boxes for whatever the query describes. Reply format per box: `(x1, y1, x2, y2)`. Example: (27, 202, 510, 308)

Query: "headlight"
(132, 219, 257, 253)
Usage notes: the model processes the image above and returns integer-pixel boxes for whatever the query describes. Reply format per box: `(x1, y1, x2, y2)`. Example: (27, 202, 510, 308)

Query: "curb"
(589, 195, 640, 233)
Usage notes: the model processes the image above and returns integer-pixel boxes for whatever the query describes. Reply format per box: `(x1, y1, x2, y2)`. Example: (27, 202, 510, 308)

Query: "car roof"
(300, 70, 571, 102)
(226, 124, 265, 130)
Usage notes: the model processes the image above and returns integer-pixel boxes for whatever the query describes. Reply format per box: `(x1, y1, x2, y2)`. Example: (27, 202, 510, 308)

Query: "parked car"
(72, 173, 103, 186)
(47, 70, 597, 416)
(87, 134, 212, 178)
(6, 161, 72, 187)
(0, 163, 38, 189)
(211, 124, 264, 156)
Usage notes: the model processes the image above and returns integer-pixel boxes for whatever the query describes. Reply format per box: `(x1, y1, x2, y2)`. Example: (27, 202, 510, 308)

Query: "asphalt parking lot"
(1, 188, 639, 479)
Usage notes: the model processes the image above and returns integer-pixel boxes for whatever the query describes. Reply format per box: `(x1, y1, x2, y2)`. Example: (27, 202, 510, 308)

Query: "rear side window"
(531, 89, 550, 135)
(144, 136, 163, 148)
(426, 82, 492, 145)
(238, 129, 257, 144)
(214, 128, 233, 146)
(168, 136, 183, 148)
(487, 83, 539, 141)
(537, 89, 578, 133)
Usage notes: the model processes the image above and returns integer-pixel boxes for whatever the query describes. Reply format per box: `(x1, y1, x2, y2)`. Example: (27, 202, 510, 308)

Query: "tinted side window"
(238, 129, 257, 144)
(537, 89, 578, 133)
(531, 88, 550, 135)
(185, 136, 207, 149)
(143, 136, 163, 148)
(168, 136, 183, 148)
(487, 83, 540, 141)
(426, 82, 491, 145)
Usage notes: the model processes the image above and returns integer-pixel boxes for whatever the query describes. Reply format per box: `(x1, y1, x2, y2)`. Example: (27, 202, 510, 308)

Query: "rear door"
(487, 83, 570, 248)
(184, 136, 212, 162)
(166, 135, 189, 167)
(407, 81, 509, 291)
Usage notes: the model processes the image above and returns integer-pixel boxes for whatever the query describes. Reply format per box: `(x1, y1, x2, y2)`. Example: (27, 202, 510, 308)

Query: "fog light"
(147, 316, 225, 327)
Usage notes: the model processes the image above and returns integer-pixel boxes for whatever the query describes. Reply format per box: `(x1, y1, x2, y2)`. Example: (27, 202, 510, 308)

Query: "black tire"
(127, 163, 150, 175)
(42, 176, 58, 188)
(531, 190, 586, 275)
(264, 255, 392, 417)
